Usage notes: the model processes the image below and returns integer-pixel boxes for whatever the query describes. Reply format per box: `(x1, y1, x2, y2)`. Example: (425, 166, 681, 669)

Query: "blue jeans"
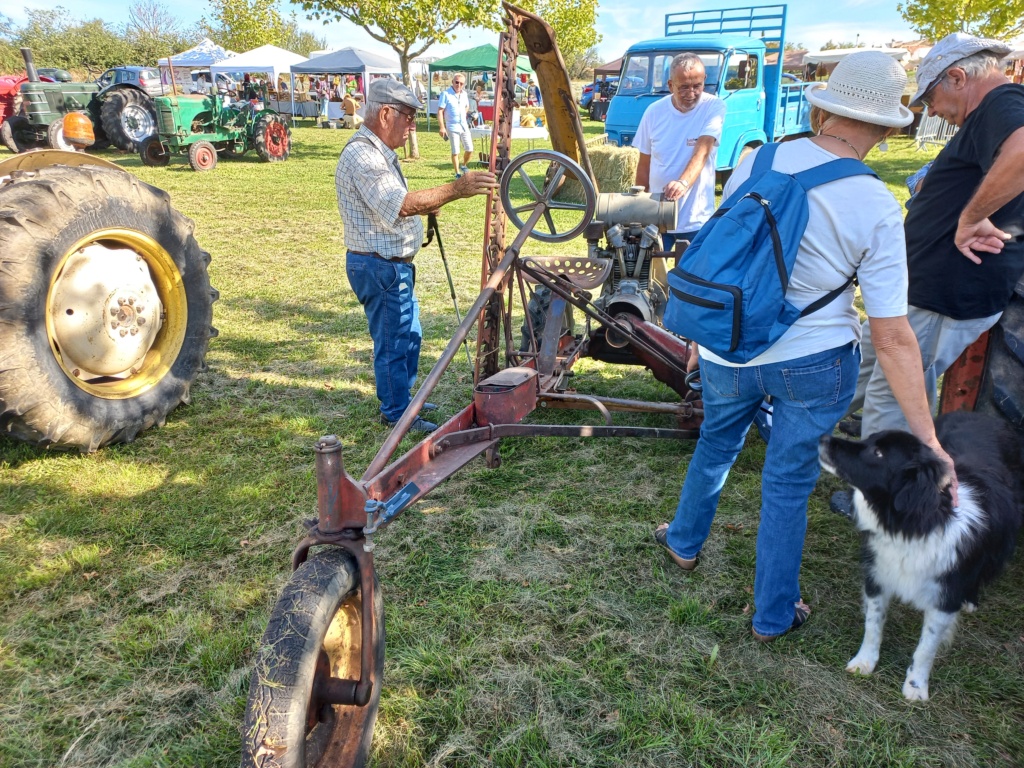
(346, 251, 421, 422)
(665, 342, 859, 637)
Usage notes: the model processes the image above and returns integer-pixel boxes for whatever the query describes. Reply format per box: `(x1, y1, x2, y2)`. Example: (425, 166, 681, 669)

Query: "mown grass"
(2, 121, 1023, 768)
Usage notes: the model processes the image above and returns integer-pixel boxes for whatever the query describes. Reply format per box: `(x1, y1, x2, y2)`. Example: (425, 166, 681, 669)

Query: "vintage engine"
(589, 187, 677, 348)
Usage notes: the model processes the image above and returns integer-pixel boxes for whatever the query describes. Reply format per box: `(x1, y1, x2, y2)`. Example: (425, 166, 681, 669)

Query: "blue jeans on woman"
(664, 342, 859, 637)
(346, 251, 421, 422)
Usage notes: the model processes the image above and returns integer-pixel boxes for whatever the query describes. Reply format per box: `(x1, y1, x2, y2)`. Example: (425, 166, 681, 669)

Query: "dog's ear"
(892, 458, 948, 525)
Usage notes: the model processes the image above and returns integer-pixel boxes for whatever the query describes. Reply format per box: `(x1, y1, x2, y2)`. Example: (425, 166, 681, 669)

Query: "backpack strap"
(798, 274, 856, 317)
(749, 142, 780, 176)
(792, 157, 876, 189)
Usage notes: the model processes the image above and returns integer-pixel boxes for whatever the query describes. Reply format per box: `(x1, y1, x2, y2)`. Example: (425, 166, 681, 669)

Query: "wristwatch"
(679, 179, 690, 190)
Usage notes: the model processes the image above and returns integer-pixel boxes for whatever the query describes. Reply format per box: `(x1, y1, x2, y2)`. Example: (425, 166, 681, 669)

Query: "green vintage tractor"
(139, 88, 292, 171)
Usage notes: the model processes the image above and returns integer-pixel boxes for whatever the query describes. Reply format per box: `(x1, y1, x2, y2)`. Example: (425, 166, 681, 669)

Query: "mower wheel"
(241, 547, 384, 768)
(0, 163, 218, 451)
(188, 140, 218, 172)
(253, 113, 291, 162)
(100, 88, 157, 152)
(139, 136, 170, 167)
(975, 284, 1024, 433)
(47, 119, 78, 151)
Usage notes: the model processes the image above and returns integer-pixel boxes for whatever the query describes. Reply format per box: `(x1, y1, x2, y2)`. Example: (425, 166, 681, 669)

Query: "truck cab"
(605, 4, 813, 171)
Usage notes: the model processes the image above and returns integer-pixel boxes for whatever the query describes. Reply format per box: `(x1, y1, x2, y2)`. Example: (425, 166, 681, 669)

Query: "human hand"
(927, 439, 959, 507)
(439, 129, 448, 140)
(454, 171, 498, 198)
(663, 180, 688, 202)
(955, 217, 1011, 264)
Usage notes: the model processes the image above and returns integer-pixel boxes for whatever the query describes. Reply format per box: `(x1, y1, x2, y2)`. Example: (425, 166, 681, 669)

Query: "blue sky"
(5, 0, 918, 61)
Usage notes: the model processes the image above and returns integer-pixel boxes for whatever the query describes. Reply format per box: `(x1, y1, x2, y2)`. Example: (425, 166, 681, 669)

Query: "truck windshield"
(617, 52, 724, 96)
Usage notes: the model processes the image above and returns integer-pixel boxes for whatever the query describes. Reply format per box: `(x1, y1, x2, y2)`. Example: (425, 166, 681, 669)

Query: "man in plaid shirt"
(337, 78, 497, 432)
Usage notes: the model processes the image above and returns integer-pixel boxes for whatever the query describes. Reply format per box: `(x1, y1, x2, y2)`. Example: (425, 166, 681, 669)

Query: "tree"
(821, 39, 859, 50)
(565, 45, 602, 80)
(14, 7, 131, 74)
(125, 0, 199, 65)
(203, 0, 286, 53)
(898, 0, 1024, 40)
(514, 0, 601, 67)
(278, 12, 328, 57)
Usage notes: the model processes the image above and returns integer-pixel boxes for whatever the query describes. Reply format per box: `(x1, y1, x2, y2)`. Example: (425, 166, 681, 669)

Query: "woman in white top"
(654, 51, 958, 642)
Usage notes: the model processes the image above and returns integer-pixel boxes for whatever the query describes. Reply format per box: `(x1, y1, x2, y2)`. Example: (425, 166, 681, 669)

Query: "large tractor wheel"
(139, 136, 170, 167)
(188, 140, 218, 172)
(0, 162, 218, 451)
(253, 113, 291, 163)
(1, 115, 37, 153)
(242, 548, 384, 768)
(975, 284, 1024, 432)
(100, 88, 157, 152)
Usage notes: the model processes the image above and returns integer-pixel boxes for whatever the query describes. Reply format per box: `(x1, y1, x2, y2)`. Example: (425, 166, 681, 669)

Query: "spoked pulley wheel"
(498, 149, 597, 243)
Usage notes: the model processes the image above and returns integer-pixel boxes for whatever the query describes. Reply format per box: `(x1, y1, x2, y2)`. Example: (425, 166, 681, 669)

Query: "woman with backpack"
(654, 51, 958, 642)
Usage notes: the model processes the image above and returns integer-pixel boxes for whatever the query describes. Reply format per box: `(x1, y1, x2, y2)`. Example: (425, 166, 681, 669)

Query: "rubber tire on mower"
(975, 283, 1024, 432)
(253, 113, 291, 163)
(0, 164, 218, 451)
(188, 140, 218, 172)
(100, 88, 157, 152)
(139, 136, 170, 167)
(241, 547, 384, 768)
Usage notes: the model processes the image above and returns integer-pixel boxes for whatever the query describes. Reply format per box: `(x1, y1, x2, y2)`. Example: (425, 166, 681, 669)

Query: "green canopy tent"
(426, 44, 534, 129)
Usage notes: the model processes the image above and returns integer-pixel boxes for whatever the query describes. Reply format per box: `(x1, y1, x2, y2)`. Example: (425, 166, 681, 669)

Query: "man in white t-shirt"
(634, 53, 726, 251)
(438, 75, 474, 178)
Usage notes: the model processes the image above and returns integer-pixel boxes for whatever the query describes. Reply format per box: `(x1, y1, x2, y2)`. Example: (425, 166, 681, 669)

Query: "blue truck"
(605, 4, 813, 171)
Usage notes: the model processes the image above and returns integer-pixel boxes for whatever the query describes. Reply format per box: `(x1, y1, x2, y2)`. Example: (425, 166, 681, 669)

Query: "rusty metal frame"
(286, 3, 703, 712)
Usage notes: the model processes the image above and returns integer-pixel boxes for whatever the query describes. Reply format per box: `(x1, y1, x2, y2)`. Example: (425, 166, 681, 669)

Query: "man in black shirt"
(848, 33, 1024, 438)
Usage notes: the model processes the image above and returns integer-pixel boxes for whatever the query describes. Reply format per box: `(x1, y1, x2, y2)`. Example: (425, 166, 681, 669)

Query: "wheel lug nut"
(119, 329, 128, 337)
(137, 317, 146, 325)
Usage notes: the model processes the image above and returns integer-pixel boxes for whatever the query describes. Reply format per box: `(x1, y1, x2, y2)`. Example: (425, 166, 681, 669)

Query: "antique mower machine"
(139, 86, 291, 172)
(239, 6, 704, 767)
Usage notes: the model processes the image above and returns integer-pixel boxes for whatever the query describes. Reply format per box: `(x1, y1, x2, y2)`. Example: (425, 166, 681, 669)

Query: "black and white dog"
(819, 411, 1023, 701)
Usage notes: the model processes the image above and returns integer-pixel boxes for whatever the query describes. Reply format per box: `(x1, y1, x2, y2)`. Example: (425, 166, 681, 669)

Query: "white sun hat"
(805, 50, 914, 128)
(910, 32, 1013, 106)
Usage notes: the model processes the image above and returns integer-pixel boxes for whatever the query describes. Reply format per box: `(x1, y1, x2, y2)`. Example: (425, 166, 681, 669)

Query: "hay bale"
(557, 143, 640, 204)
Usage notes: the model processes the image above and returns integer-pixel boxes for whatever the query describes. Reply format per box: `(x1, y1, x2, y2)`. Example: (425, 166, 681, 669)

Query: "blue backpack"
(663, 143, 875, 364)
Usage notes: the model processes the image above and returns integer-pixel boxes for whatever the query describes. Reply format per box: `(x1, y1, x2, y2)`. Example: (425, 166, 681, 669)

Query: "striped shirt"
(335, 126, 422, 260)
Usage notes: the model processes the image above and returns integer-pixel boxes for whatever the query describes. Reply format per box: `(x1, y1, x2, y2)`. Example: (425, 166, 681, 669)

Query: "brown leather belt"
(348, 250, 414, 264)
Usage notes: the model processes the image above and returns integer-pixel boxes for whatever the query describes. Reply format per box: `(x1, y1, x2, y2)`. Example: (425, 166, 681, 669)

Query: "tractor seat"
(518, 256, 612, 291)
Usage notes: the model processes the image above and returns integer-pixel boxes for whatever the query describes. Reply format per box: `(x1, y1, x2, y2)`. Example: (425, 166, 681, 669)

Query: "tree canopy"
(898, 0, 1024, 41)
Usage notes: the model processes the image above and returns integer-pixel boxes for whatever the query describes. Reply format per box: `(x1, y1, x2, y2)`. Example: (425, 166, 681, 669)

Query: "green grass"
(3, 124, 1023, 768)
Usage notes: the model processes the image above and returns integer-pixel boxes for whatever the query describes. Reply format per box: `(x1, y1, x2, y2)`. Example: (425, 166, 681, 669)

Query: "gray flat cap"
(911, 32, 1013, 106)
(367, 78, 422, 110)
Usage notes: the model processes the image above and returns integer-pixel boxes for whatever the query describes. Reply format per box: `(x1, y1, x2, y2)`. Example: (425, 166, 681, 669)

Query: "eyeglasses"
(920, 71, 949, 109)
(387, 104, 417, 122)
(673, 82, 705, 93)
(453, 80, 465, 86)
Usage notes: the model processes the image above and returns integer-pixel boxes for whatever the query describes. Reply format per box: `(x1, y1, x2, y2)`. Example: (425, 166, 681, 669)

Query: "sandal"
(752, 600, 811, 643)
(654, 523, 698, 572)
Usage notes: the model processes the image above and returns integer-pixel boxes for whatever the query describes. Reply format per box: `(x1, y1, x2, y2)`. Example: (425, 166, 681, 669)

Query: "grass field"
(1, 121, 1023, 768)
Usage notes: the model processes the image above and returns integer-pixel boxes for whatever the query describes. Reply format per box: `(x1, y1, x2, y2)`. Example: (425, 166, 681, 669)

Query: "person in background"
(831, 33, 1024, 513)
(438, 75, 474, 178)
(336, 79, 497, 432)
(342, 90, 363, 129)
(634, 53, 726, 252)
(469, 82, 486, 126)
(527, 78, 542, 107)
(653, 52, 957, 642)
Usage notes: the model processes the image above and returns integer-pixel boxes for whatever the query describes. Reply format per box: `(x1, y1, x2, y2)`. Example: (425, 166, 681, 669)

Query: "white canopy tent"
(803, 47, 909, 65)
(210, 44, 308, 87)
(288, 47, 402, 124)
(157, 38, 237, 92)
